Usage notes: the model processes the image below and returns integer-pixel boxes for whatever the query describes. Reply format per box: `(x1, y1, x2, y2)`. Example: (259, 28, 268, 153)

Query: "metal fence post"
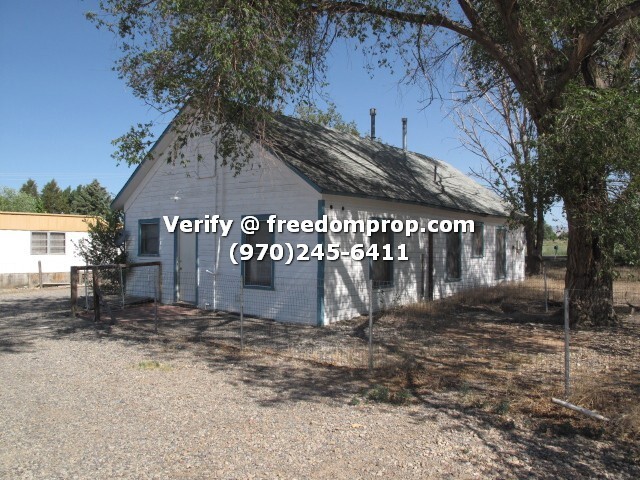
(543, 262, 549, 313)
(153, 266, 159, 334)
(240, 276, 244, 351)
(369, 278, 373, 371)
(92, 267, 100, 322)
(119, 265, 125, 309)
(84, 264, 89, 310)
(563, 289, 571, 398)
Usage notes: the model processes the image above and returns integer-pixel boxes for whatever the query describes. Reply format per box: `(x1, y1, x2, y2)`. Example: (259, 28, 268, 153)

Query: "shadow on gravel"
(2, 288, 638, 479)
(404, 389, 638, 479)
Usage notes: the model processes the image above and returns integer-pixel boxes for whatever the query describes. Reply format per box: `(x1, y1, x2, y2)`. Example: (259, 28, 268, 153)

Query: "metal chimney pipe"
(402, 117, 407, 151)
(369, 108, 376, 140)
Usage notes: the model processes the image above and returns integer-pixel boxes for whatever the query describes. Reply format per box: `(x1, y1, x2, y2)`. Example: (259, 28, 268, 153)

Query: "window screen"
(31, 232, 65, 255)
(370, 229, 393, 287)
(139, 221, 160, 255)
(471, 223, 484, 257)
(31, 232, 48, 255)
(243, 220, 273, 287)
(49, 232, 66, 254)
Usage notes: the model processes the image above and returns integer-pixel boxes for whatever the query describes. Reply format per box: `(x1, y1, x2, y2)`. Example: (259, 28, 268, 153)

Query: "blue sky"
(0, 1, 565, 228)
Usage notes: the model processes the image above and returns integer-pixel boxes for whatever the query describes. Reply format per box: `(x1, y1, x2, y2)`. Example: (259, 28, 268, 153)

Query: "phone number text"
(230, 243, 408, 265)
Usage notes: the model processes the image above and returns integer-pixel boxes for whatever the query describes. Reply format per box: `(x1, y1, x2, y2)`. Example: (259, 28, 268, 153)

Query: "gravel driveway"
(0, 288, 637, 479)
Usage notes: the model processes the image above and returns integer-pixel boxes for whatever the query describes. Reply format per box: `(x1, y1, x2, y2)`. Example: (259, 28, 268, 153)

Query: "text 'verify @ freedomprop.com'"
(162, 214, 475, 264)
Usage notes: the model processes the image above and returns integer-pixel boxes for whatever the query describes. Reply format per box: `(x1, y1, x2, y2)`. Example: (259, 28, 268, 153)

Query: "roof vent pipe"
(369, 108, 376, 140)
(402, 117, 407, 151)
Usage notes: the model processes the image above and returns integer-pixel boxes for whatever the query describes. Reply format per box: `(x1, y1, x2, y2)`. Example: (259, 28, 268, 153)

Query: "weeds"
(137, 360, 171, 371)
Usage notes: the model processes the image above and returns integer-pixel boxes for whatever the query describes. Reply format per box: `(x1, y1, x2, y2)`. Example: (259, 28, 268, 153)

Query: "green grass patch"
(542, 239, 568, 256)
(137, 360, 172, 371)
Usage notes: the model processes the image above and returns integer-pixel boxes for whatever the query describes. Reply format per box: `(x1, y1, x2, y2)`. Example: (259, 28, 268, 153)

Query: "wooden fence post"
(70, 267, 78, 316)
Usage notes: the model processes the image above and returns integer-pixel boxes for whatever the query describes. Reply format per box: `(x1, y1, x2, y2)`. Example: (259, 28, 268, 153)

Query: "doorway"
(175, 229, 198, 304)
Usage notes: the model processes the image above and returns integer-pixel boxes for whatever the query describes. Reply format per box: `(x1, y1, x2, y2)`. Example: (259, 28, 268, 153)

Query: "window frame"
(368, 217, 394, 289)
(138, 218, 160, 257)
(30, 231, 66, 255)
(445, 231, 462, 282)
(241, 214, 275, 290)
(495, 226, 508, 279)
(470, 222, 485, 258)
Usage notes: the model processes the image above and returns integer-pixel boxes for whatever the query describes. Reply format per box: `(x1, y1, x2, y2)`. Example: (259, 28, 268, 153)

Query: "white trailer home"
(0, 212, 92, 288)
(112, 114, 525, 325)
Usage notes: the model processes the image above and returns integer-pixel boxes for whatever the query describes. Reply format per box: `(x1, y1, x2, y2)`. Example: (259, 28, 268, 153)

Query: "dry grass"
(369, 284, 640, 447)
(97, 266, 640, 448)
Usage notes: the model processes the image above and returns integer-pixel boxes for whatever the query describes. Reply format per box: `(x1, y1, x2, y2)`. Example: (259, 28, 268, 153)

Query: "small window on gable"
(446, 231, 462, 281)
(139, 219, 160, 256)
(471, 222, 484, 257)
(370, 229, 393, 288)
(243, 218, 274, 288)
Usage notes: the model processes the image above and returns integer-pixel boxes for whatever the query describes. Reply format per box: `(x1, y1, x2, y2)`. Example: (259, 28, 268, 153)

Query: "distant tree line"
(0, 178, 112, 217)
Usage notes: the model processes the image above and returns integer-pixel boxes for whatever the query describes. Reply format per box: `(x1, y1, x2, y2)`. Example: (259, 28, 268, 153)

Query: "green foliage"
(19, 179, 39, 198)
(494, 399, 511, 415)
(366, 385, 390, 402)
(74, 209, 126, 266)
(0, 187, 40, 213)
(40, 179, 66, 214)
(70, 180, 112, 217)
(614, 243, 639, 266)
(543, 223, 557, 241)
(294, 101, 360, 136)
(540, 86, 640, 267)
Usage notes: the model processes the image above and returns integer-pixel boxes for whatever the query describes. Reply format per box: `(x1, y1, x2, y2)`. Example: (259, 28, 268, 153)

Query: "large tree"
(90, 0, 640, 326)
(19, 179, 39, 199)
(70, 180, 112, 217)
(41, 180, 67, 214)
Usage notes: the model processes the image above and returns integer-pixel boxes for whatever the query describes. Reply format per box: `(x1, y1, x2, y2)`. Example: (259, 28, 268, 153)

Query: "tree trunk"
(564, 203, 617, 327)
(523, 189, 543, 275)
(524, 227, 542, 275)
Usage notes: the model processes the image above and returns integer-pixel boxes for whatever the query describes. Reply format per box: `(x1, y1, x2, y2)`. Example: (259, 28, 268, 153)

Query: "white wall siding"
(321, 196, 526, 324)
(0, 230, 88, 274)
(123, 135, 322, 324)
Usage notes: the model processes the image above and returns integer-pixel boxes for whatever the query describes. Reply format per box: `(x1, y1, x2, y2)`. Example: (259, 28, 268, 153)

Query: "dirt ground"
(1, 287, 639, 479)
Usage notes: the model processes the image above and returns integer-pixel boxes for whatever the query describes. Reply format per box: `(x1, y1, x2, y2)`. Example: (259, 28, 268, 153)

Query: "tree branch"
(550, 1, 640, 105)
(307, 1, 527, 93)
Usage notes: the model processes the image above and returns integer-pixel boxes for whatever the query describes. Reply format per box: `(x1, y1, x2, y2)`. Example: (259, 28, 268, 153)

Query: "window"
(471, 222, 484, 257)
(31, 232, 65, 255)
(370, 229, 393, 288)
(446, 232, 462, 281)
(139, 219, 160, 256)
(496, 227, 507, 279)
(243, 217, 274, 288)
(49, 233, 65, 254)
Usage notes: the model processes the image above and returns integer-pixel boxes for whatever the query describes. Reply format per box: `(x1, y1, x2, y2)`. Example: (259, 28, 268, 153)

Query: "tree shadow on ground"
(2, 289, 639, 478)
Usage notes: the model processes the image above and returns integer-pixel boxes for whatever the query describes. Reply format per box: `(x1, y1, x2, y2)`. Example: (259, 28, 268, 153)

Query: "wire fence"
(64, 260, 640, 435)
(70, 262, 640, 375)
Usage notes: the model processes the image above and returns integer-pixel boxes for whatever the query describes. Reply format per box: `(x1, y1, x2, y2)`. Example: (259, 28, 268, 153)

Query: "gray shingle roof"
(266, 115, 510, 217)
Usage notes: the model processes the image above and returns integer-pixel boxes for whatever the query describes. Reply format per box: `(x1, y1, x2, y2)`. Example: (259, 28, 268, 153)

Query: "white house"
(0, 212, 92, 288)
(112, 114, 525, 325)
